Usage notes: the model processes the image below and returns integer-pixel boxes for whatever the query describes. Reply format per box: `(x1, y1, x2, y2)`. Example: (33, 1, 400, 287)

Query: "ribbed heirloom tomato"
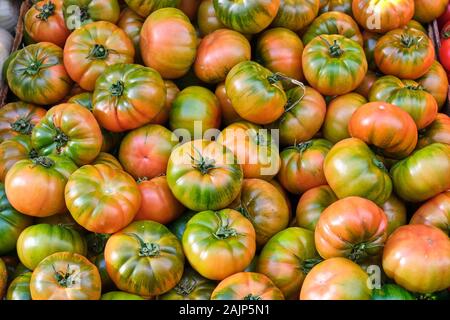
(62, 0, 120, 29)
(125, 0, 181, 17)
(417, 61, 449, 109)
(6, 272, 32, 300)
(91, 152, 122, 169)
(271, 0, 319, 32)
(381, 194, 407, 235)
(414, 0, 448, 23)
(215, 82, 241, 125)
(117, 8, 144, 61)
(417, 113, 450, 149)
(197, 0, 224, 36)
(152, 80, 180, 125)
(410, 191, 450, 234)
(159, 268, 217, 300)
(362, 31, 381, 71)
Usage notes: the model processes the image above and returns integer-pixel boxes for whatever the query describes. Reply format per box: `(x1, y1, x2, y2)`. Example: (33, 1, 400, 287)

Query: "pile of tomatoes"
(0, 0, 449, 301)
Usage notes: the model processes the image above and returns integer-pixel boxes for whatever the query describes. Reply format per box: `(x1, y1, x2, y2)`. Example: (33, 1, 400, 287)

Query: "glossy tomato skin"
(167, 140, 243, 211)
(63, 21, 135, 91)
(151, 80, 180, 126)
(302, 35, 367, 96)
(211, 272, 284, 300)
(417, 113, 450, 149)
(216, 121, 281, 180)
(230, 179, 290, 247)
(117, 8, 144, 62)
(6, 272, 32, 300)
(30, 252, 101, 300)
(5, 155, 77, 217)
(322, 93, 367, 143)
(371, 284, 415, 300)
(182, 209, 256, 280)
(348, 102, 418, 159)
(135, 176, 185, 224)
(273, 86, 326, 146)
(118, 124, 177, 179)
(213, 0, 280, 34)
(140, 8, 197, 79)
(159, 268, 217, 300)
(374, 28, 435, 79)
(25, 0, 70, 47)
(278, 139, 332, 195)
(215, 82, 241, 126)
(0, 135, 37, 182)
(101, 291, 144, 300)
(381, 194, 407, 235)
(352, 0, 414, 33)
(324, 138, 393, 205)
(194, 29, 251, 83)
(7, 42, 72, 105)
(300, 257, 371, 300)
(257, 227, 320, 300)
(296, 185, 337, 231)
(125, 0, 181, 18)
(382, 224, 450, 293)
(410, 191, 450, 235)
(104, 220, 184, 296)
(369, 76, 438, 130)
(440, 27, 450, 72)
(91, 152, 122, 169)
(271, 0, 319, 32)
(65, 164, 141, 233)
(414, 0, 448, 23)
(225, 61, 286, 125)
(93, 64, 166, 132)
(362, 31, 381, 71)
(320, 0, 352, 15)
(417, 61, 449, 110)
(255, 27, 304, 81)
(17, 223, 87, 270)
(197, 0, 224, 36)
(0, 102, 46, 143)
(390, 143, 450, 203)
(355, 70, 378, 98)
(62, 0, 120, 28)
(32, 103, 102, 166)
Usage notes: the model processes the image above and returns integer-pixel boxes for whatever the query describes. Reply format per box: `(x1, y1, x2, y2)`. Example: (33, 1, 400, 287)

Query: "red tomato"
(440, 23, 450, 72)
(437, 3, 450, 28)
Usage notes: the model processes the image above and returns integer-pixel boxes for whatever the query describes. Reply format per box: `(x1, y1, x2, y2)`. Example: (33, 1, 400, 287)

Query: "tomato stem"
(173, 277, 198, 296)
(137, 177, 149, 183)
(243, 294, 261, 300)
(88, 44, 109, 60)
(29, 149, 39, 159)
(400, 33, 422, 48)
(54, 127, 69, 152)
(294, 140, 313, 153)
(126, 233, 161, 257)
(32, 156, 55, 168)
(11, 118, 34, 135)
(214, 212, 238, 240)
(25, 60, 43, 76)
(36, 1, 55, 21)
(110, 80, 125, 97)
(236, 205, 252, 221)
(300, 258, 323, 274)
(320, 37, 344, 57)
(348, 242, 383, 262)
(190, 153, 216, 175)
(52, 264, 77, 288)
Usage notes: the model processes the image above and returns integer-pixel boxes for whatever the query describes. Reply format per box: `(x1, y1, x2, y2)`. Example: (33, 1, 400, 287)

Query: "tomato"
(135, 176, 185, 224)
(105, 220, 184, 296)
(90, 253, 114, 291)
(381, 194, 407, 236)
(414, 0, 448, 23)
(271, 0, 319, 32)
(62, 0, 120, 29)
(125, 0, 181, 17)
(65, 164, 141, 233)
(169, 86, 221, 137)
(0, 135, 38, 183)
(302, 12, 363, 45)
(273, 86, 326, 146)
(225, 61, 287, 125)
(7, 42, 72, 105)
(140, 8, 197, 79)
(302, 35, 367, 96)
(168, 210, 196, 241)
(374, 28, 434, 80)
(167, 140, 243, 211)
(25, 0, 70, 47)
(183, 209, 255, 280)
(6, 272, 32, 300)
(410, 191, 450, 235)
(211, 272, 284, 300)
(178, 0, 201, 20)
(349, 102, 418, 159)
(195, 29, 250, 84)
(215, 82, 241, 126)
(64, 21, 135, 91)
(117, 8, 144, 62)
(372, 284, 415, 300)
(32, 103, 102, 166)
(369, 76, 438, 129)
(257, 227, 320, 300)
(438, 2, 450, 28)
(383, 224, 450, 293)
(324, 138, 393, 205)
(159, 268, 217, 300)
(217, 121, 280, 180)
(278, 139, 332, 195)
(417, 61, 449, 110)
(355, 70, 378, 98)
(17, 223, 87, 270)
(5, 155, 77, 217)
(197, 0, 224, 36)
(295, 185, 337, 231)
(101, 291, 144, 300)
(91, 152, 122, 170)
(36, 212, 84, 235)
(417, 114, 450, 149)
(150, 80, 180, 126)
(93, 64, 166, 132)
(320, 0, 352, 15)
(0, 258, 6, 299)
(30, 252, 101, 300)
(315, 197, 388, 262)
(390, 143, 450, 203)
(439, 30, 450, 73)
(352, 0, 414, 33)
(300, 257, 371, 300)
(362, 31, 381, 71)
(322, 93, 367, 143)
(213, 0, 280, 34)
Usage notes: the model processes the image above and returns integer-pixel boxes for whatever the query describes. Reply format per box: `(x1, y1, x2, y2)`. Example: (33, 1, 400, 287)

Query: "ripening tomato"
(6, 272, 32, 300)
(381, 194, 407, 235)
(159, 268, 217, 300)
(374, 28, 435, 79)
(271, 0, 319, 32)
(362, 31, 381, 71)
(91, 152, 122, 170)
(125, 0, 181, 17)
(65, 164, 141, 233)
(410, 191, 449, 235)
(355, 70, 378, 98)
(152, 80, 180, 125)
(414, 0, 448, 23)
(168, 210, 197, 241)
(101, 291, 144, 300)
(140, 8, 197, 79)
(197, 0, 225, 36)
(383, 224, 450, 293)
(0, 136, 38, 183)
(417, 113, 450, 149)
(5, 155, 77, 217)
(90, 253, 114, 292)
(417, 61, 449, 110)
(63, 21, 135, 91)
(257, 227, 320, 300)
(30, 252, 101, 300)
(117, 8, 144, 61)
(62, 0, 120, 29)
(320, 0, 352, 15)
(211, 272, 284, 300)
(324, 138, 393, 205)
(215, 82, 242, 126)
(182, 209, 256, 280)
(371, 284, 415, 300)
(300, 257, 371, 300)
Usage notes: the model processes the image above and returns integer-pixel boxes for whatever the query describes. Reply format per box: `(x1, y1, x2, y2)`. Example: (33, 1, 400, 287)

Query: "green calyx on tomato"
(190, 152, 216, 175)
(173, 277, 198, 296)
(127, 233, 161, 257)
(25, 60, 45, 76)
(88, 44, 109, 60)
(243, 294, 261, 301)
(52, 264, 77, 288)
(54, 128, 69, 153)
(321, 37, 344, 58)
(400, 33, 424, 48)
(32, 156, 55, 168)
(36, 1, 56, 21)
(11, 118, 34, 135)
(300, 258, 323, 275)
(110, 81, 125, 97)
(348, 242, 383, 262)
(214, 212, 238, 239)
